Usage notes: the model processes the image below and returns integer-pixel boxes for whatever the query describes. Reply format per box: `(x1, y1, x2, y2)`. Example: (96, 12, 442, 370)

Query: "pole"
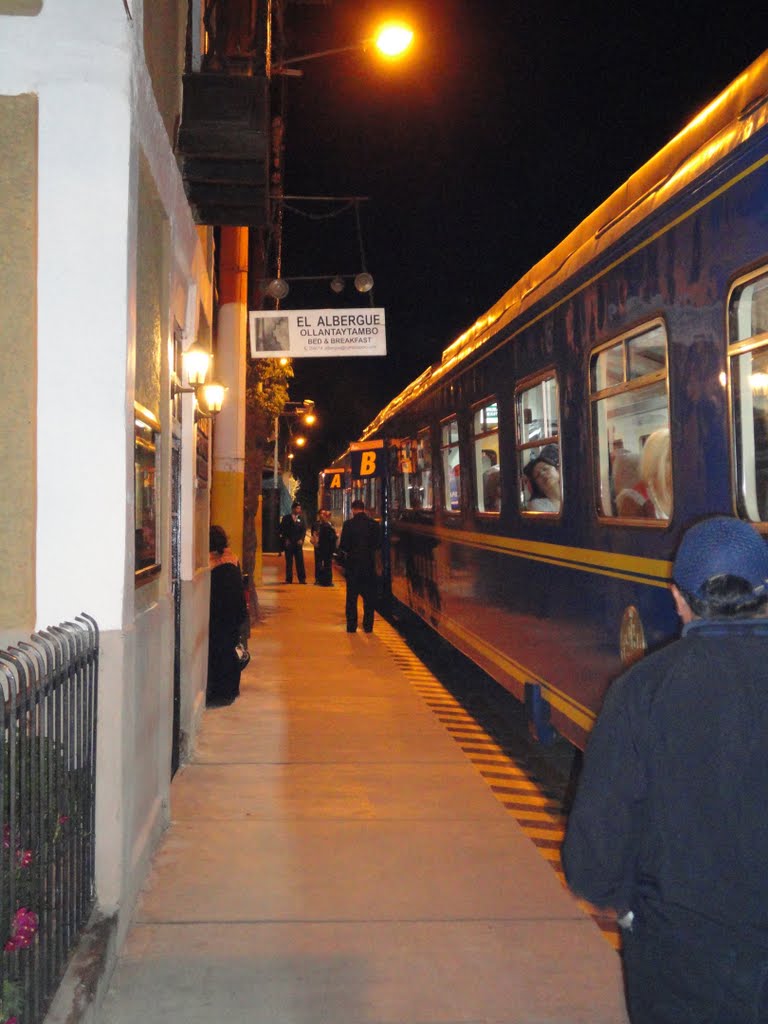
(273, 413, 279, 487)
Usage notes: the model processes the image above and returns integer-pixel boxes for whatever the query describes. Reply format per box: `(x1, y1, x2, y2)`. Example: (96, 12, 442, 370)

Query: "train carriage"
(320, 51, 768, 749)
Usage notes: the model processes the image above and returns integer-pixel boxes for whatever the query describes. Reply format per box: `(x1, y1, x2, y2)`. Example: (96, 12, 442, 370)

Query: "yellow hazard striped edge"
(374, 617, 619, 949)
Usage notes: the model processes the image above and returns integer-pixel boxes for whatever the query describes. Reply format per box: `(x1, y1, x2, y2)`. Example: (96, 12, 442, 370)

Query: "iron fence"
(0, 615, 98, 1024)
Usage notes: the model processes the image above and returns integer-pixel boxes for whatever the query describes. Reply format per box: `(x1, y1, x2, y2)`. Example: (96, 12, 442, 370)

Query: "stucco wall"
(0, 0, 216, 947)
(0, 95, 37, 638)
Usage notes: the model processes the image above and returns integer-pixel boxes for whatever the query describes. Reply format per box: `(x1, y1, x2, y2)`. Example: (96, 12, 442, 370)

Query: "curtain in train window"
(441, 417, 461, 511)
(590, 321, 671, 521)
(473, 400, 501, 513)
(515, 375, 561, 513)
(729, 270, 768, 522)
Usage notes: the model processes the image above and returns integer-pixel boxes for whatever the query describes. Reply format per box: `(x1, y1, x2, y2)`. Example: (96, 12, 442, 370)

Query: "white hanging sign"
(249, 308, 387, 358)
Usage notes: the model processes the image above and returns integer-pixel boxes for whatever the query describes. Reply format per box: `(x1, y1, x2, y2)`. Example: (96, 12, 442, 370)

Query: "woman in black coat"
(207, 525, 247, 706)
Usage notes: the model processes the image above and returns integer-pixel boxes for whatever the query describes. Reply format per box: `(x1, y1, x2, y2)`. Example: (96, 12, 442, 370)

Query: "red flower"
(4, 908, 38, 951)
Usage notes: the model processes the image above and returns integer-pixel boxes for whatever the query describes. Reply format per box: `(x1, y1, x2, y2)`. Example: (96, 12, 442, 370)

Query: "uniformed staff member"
(337, 499, 381, 633)
(563, 515, 768, 1024)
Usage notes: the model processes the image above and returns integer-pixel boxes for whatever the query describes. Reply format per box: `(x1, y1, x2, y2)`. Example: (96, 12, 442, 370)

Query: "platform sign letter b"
(351, 448, 381, 478)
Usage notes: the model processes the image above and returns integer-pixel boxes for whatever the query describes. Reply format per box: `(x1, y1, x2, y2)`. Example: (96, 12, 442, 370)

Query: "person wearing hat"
(523, 443, 561, 512)
(563, 515, 768, 1023)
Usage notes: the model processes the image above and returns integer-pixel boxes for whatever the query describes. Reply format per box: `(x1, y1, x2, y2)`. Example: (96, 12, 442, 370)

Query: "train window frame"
(440, 416, 461, 513)
(515, 371, 561, 516)
(728, 267, 768, 523)
(472, 398, 501, 514)
(589, 319, 672, 524)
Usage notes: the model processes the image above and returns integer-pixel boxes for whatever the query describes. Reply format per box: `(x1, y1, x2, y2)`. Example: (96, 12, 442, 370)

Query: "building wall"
(0, 94, 37, 641)
(0, 0, 216, 953)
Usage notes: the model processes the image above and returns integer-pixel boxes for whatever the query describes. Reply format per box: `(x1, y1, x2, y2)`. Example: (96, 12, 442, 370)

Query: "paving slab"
(99, 556, 628, 1023)
(102, 919, 622, 1024)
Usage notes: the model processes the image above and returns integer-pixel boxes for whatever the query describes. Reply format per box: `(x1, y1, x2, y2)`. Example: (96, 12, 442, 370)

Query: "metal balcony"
(177, 72, 270, 227)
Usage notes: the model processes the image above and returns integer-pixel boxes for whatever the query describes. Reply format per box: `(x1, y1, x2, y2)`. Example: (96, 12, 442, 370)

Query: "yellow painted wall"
(135, 151, 169, 599)
(0, 95, 37, 634)
(135, 151, 168, 420)
(211, 468, 244, 562)
(0, 1, 42, 14)
(143, 0, 186, 144)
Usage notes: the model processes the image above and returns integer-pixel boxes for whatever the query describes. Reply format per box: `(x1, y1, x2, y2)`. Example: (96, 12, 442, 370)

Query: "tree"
(242, 357, 293, 615)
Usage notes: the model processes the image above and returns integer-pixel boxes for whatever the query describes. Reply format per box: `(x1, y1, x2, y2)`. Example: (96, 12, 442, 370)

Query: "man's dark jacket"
(563, 617, 768, 948)
(279, 512, 305, 547)
(338, 513, 380, 578)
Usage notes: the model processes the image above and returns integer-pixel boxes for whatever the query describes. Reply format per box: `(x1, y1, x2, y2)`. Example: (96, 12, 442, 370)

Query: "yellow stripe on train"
(396, 521, 673, 586)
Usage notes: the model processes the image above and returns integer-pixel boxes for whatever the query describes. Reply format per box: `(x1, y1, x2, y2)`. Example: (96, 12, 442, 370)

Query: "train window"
(473, 400, 501, 513)
(417, 430, 434, 509)
(441, 417, 461, 512)
(729, 270, 768, 522)
(516, 375, 561, 514)
(403, 428, 434, 507)
(590, 321, 671, 521)
(401, 432, 433, 510)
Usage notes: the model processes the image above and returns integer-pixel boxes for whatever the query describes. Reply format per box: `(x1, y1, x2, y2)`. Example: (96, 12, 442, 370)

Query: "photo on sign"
(251, 315, 290, 353)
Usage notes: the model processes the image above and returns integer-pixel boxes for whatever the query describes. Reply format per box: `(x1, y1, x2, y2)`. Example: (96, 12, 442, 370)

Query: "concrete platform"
(99, 555, 628, 1023)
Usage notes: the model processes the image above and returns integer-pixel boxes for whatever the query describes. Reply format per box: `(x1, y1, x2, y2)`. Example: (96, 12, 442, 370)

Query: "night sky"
(273, 0, 764, 487)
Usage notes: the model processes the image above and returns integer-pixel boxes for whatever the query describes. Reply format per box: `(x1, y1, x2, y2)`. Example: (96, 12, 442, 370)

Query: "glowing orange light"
(374, 22, 414, 58)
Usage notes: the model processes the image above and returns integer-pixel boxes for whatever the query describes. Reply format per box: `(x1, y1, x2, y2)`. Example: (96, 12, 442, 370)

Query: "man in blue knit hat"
(563, 515, 768, 1024)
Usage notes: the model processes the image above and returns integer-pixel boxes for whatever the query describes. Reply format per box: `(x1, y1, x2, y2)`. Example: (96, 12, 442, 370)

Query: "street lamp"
(273, 399, 316, 486)
(272, 21, 414, 76)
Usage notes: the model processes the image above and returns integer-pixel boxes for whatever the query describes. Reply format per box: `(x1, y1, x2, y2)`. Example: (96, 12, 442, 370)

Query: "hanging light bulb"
(266, 278, 290, 300)
(354, 272, 374, 293)
(330, 275, 345, 294)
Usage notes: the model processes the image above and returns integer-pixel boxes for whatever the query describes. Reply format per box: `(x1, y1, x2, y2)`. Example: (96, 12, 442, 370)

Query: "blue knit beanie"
(673, 516, 768, 599)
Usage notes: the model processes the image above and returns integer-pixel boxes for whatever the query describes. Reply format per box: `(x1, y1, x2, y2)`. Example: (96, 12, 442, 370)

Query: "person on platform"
(313, 508, 337, 587)
(563, 515, 768, 1024)
(207, 525, 248, 707)
(279, 500, 307, 584)
(337, 498, 381, 633)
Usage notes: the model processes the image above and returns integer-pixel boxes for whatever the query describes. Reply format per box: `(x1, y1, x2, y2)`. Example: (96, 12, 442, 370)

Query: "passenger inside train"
(523, 443, 561, 512)
(481, 449, 502, 512)
(612, 449, 655, 518)
(640, 427, 673, 519)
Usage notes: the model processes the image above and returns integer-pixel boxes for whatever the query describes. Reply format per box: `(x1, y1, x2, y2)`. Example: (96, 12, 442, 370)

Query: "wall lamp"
(173, 341, 227, 416)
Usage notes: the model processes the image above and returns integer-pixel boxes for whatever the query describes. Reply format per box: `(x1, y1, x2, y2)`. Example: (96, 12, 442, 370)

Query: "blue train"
(319, 51, 768, 749)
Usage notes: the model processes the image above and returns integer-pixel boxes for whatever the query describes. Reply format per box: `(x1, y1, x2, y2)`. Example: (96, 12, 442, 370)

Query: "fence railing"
(0, 615, 98, 1024)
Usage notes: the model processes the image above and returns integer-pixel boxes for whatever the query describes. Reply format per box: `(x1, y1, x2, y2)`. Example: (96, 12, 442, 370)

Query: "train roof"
(362, 49, 768, 439)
